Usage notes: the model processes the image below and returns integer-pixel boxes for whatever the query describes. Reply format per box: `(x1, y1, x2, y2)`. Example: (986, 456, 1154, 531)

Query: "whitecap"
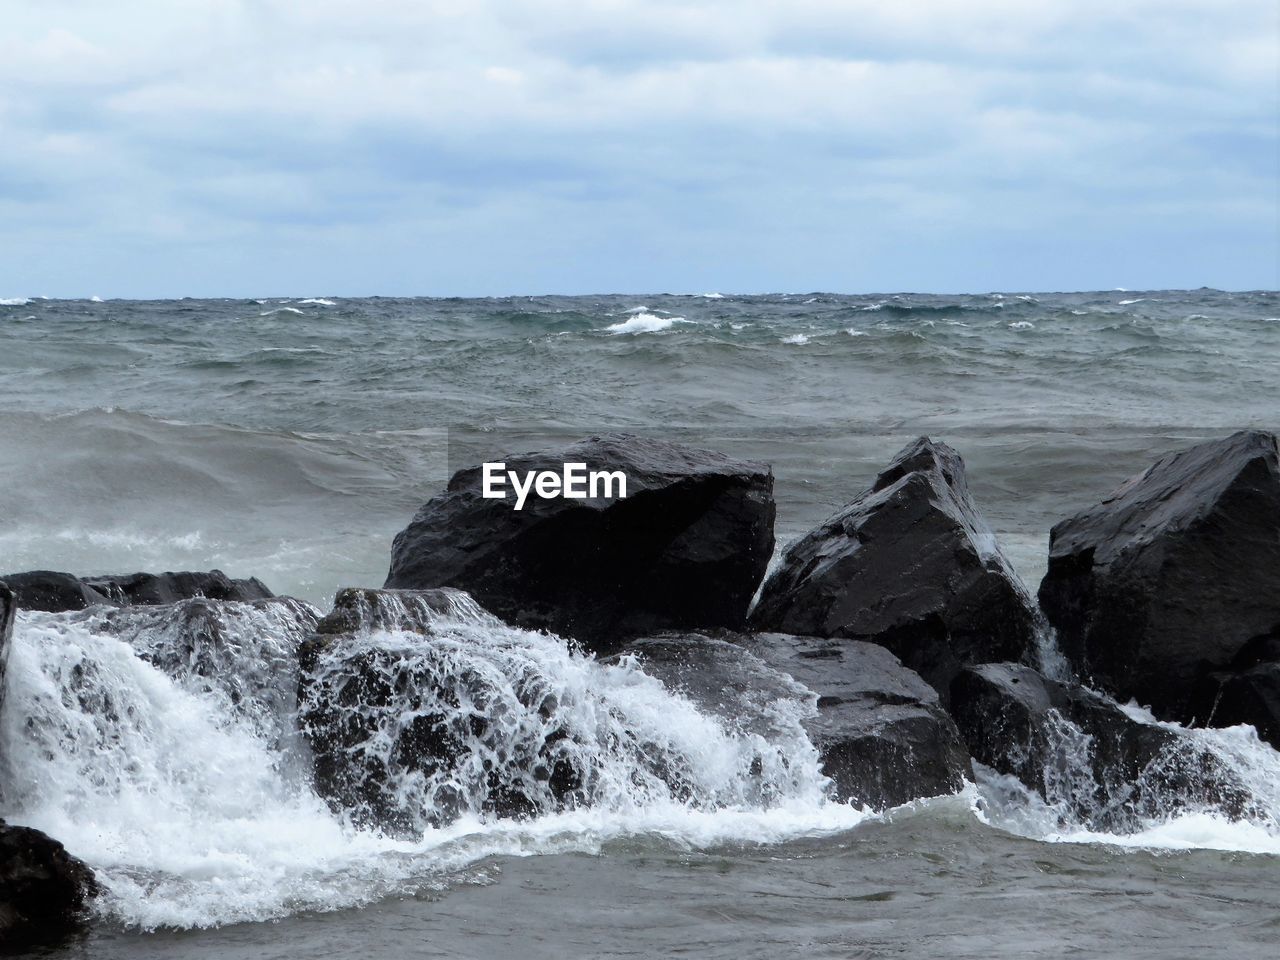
(699, 292, 725, 299)
(299, 298, 337, 307)
(259, 307, 306, 317)
(603, 312, 687, 335)
(0, 296, 31, 306)
(1008, 320, 1035, 330)
(1119, 298, 1146, 305)
(845, 328, 867, 337)
(89, 295, 104, 303)
(781, 333, 809, 345)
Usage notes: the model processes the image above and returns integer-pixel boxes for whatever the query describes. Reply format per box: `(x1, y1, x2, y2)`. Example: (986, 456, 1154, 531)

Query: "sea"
(1, 289, 1278, 958)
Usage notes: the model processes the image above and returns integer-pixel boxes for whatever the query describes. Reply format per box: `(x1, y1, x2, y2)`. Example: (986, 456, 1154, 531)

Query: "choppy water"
(2, 289, 1278, 957)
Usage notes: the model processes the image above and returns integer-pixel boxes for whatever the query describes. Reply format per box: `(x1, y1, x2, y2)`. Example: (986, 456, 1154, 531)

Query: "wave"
(0, 296, 32, 306)
(299, 298, 337, 306)
(602, 312, 688, 335)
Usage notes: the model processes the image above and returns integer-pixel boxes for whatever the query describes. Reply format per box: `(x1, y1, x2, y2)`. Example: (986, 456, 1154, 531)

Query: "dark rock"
(0, 820, 98, 946)
(950, 663, 1258, 829)
(0, 568, 274, 613)
(621, 631, 972, 809)
(1038, 430, 1280, 719)
(0, 581, 12, 722)
(751, 437, 1038, 700)
(298, 587, 579, 832)
(384, 434, 775, 651)
(1188, 628, 1280, 750)
(82, 570, 274, 607)
(0, 570, 115, 613)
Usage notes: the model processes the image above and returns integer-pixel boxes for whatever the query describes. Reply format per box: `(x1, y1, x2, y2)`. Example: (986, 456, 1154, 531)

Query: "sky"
(1, 0, 1276, 298)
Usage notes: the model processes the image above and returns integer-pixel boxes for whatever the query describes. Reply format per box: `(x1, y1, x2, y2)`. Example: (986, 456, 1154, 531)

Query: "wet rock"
(0, 570, 115, 613)
(950, 663, 1257, 829)
(0, 568, 274, 613)
(384, 434, 775, 651)
(1188, 628, 1280, 750)
(0, 820, 98, 946)
(622, 632, 973, 809)
(83, 570, 274, 607)
(751, 437, 1038, 700)
(1038, 430, 1280, 719)
(298, 587, 579, 832)
(0, 581, 13, 719)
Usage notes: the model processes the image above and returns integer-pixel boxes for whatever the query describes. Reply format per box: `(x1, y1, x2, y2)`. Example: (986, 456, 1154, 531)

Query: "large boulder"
(750, 437, 1038, 700)
(1188, 628, 1280, 749)
(1038, 430, 1280, 719)
(622, 632, 973, 809)
(0, 820, 98, 946)
(0, 568, 273, 613)
(384, 434, 775, 651)
(950, 663, 1258, 830)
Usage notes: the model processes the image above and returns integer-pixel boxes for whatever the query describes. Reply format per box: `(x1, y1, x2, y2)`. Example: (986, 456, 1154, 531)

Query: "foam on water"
(0, 297, 32, 306)
(299, 298, 337, 306)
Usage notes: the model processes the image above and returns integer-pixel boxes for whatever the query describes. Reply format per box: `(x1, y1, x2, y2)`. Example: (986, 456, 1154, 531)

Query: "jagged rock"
(621, 632, 972, 809)
(1188, 628, 1280, 749)
(0, 568, 273, 613)
(384, 434, 775, 650)
(0, 820, 98, 946)
(951, 663, 1257, 829)
(750, 437, 1038, 700)
(0, 581, 13, 720)
(298, 587, 580, 832)
(1038, 430, 1280, 719)
(0, 570, 115, 612)
(83, 570, 273, 607)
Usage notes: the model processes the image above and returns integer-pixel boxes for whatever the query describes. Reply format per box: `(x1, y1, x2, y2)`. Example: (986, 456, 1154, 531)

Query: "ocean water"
(1, 289, 1278, 957)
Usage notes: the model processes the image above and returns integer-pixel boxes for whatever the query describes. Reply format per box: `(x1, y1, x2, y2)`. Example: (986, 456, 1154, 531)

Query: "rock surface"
(622, 631, 973, 809)
(384, 434, 775, 650)
(0, 581, 13, 720)
(1038, 430, 1280, 718)
(751, 437, 1038, 699)
(0, 568, 274, 613)
(0, 820, 98, 946)
(1188, 628, 1280, 750)
(950, 662, 1257, 829)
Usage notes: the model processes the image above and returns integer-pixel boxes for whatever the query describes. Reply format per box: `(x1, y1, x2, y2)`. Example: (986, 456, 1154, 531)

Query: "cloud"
(0, 0, 1275, 295)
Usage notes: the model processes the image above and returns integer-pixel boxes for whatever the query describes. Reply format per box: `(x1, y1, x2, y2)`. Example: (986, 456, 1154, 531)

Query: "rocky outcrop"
(0, 820, 98, 946)
(1188, 628, 1280, 749)
(0, 581, 13, 718)
(384, 434, 775, 651)
(622, 632, 972, 809)
(751, 437, 1038, 700)
(950, 663, 1257, 830)
(1, 568, 273, 613)
(1038, 430, 1280, 719)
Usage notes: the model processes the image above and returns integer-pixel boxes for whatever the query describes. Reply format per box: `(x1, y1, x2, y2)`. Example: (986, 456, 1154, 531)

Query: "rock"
(83, 570, 274, 606)
(1038, 430, 1280, 719)
(1188, 628, 1280, 750)
(0, 820, 98, 946)
(0, 570, 115, 612)
(751, 437, 1038, 700)
(0, 568, 274, 613)
(384, 434, 775, 650)
(0, 581, 13, 719)
(950, 663, 1257, 829)
(620, 632, 973, 809)
(298, 587, 578, 832)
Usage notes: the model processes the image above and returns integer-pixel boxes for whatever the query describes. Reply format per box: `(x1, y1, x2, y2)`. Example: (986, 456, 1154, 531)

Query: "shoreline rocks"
(621, 631, 973, 809)
(750, 437, 1038, 701)
(385, 434, 775, 651)
(0, 820, 98, 946)
(0, 569, 274, 613)
(1038, 430, 1280, 719)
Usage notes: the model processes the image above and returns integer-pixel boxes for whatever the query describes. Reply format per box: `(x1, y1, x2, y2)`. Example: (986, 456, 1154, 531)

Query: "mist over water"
(2, 290, 1279, 957)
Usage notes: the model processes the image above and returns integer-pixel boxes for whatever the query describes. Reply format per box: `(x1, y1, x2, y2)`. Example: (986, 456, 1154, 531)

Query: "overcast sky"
(1, 1, 1276, 298)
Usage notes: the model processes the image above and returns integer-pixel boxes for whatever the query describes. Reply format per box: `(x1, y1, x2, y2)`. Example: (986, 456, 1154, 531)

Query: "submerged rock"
(750, 437, 1038, 700)
(1038, 430, 1280, 719)
(0, 820, 98, 946)
(384, 434, 775, 651)
(0, 568, 274, 613)
(950, 663, 1257, 830)
(621, 632, 972, 809)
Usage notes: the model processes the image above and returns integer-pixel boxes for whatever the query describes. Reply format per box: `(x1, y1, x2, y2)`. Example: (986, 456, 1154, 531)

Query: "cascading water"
(0, 598, 865, 931)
